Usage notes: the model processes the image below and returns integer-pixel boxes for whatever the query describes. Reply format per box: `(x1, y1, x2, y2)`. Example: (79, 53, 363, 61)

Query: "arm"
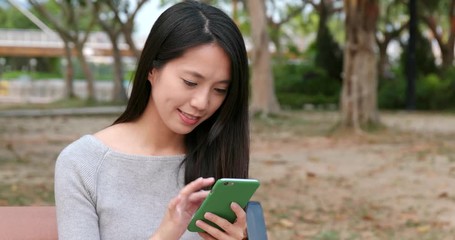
(54, 147, 101, 240)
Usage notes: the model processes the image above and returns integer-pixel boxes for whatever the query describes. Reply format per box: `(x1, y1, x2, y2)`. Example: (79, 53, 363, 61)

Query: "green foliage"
(1, 57, 61, 78)
(378, 66, 455, 110)
(400, 27, 437, 76)
(314, 25, 343, 81)
(292, 10, 319, 36)
(420, 0, 449, 13)
(378, 0, 407, 30)
(0, 4, 37, 29)
(416, 73, 454, 109)
(379, 24, 455, 110)
(274, 61, 341, 109)
(378, 79, 406, 110)
(1, 71, 61, 80)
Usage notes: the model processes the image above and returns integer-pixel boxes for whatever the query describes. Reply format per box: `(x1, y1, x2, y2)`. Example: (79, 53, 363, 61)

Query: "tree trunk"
(74, 43, 95, 101)
(442, 0, 455, 68)
(62, 40, 75, 98)
(377, 41, 389, 79)
(441, 45, 455, 68)
(247, 0, 280, 115)
(111, 37, 128, 102)
(341, 0, 380, 131)
(422, 0, 455, 69)
(122, 20, 141, 61)
(99, 22, 127, 103)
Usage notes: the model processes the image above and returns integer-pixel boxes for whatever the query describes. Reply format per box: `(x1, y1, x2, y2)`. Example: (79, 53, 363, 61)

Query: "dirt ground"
(1, 110, 455, 240)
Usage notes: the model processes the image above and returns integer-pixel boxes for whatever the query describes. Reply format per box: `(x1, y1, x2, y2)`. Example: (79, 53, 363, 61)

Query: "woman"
(54, 1, 250, 239)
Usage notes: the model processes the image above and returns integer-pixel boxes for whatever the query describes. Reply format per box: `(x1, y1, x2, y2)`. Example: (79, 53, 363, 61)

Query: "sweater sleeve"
(54, 136, 106, 240)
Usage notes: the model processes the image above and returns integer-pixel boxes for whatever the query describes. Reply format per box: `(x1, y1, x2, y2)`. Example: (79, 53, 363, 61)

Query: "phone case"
(187, 178, 260, 232)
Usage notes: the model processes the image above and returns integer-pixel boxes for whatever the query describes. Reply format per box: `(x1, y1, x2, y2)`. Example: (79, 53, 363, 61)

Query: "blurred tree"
(341, 0, 380, 132)
(92, 0, 147, 103)
(376, 0, 408, 80)
(406, 0, 417, 110)
(247, 0, 280, 114)
(28, 0, 97, 100)
(0, 3, 37, 29)
(420, 0, 455, 69)
(310, 0, 343, 81)
(400, 29, 437, 77)
(105, 0, 146, 60)
(266, 0, 308, 60)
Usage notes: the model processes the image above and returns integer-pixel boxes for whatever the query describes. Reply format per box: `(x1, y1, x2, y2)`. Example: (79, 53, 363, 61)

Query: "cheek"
(209, 96, 226, 114)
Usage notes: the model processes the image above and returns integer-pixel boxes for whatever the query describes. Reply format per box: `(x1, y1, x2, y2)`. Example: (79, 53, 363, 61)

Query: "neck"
(129, 99, 186, 156)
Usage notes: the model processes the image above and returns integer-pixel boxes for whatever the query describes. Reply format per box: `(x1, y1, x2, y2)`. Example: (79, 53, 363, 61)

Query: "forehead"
(167, 43, 231, 81)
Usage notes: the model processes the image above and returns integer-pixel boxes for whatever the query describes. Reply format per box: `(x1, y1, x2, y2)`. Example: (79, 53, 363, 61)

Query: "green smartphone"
(187, 178, 260, 232)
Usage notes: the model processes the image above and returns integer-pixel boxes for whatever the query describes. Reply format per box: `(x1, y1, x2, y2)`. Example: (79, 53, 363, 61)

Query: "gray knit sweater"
(54, 135, 200, 240)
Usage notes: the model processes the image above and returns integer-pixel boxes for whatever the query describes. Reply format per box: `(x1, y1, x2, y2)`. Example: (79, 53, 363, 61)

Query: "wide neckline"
(83, 134, 186, 161)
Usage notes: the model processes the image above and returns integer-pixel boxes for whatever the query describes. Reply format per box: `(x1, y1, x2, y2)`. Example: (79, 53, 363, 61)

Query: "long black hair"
(114, 0, 249, 184)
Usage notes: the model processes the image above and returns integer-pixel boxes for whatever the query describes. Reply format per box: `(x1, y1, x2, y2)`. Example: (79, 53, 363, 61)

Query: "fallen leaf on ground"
(279, 218, 295, 228)
(416, 225, 431, 233)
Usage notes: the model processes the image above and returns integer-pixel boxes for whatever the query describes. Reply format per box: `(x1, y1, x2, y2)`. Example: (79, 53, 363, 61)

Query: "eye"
(183, 79, 197, 87)
(214, 88, 228, 94)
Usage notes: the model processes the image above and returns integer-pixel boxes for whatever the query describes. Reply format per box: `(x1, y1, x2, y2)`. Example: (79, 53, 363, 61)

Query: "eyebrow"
(183, 70, 230, 84)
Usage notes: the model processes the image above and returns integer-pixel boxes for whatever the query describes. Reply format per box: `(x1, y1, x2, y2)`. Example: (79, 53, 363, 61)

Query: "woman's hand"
(150, 177, 215, 240)
(197, 202, 248, 240)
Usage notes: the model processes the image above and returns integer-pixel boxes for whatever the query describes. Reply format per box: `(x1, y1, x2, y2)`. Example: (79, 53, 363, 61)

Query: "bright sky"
(134, 1, 168, 38)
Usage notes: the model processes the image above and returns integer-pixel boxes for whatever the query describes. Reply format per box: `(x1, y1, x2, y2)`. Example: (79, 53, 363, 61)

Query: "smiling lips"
(178, 109, 201, 125)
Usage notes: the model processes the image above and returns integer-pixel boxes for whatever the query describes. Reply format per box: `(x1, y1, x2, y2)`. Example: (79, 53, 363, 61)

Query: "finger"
(167, 195, 181, 212)
(185, 190, 210, 214)
(198, 232, 216, 240)
(179, 177, 215, 198)
(204, 212, 231, 229)
(196, 219, 227, 239)
(188, 190, 210, 203)
(231, 202, 247, 226)
(204, 211, 246, 239)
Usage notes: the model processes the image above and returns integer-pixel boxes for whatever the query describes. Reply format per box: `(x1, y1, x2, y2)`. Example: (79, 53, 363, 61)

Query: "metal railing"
(0, 29, 143, 50)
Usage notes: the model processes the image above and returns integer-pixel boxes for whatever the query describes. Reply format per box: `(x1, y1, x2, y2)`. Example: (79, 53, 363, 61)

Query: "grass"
(0, 183, 54, 206)
(1, 71, 61, 80)
(312, 231, 340, 240)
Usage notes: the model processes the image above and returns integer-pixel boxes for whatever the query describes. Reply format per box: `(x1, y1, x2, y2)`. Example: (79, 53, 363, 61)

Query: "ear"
(147, 68, 158, 85)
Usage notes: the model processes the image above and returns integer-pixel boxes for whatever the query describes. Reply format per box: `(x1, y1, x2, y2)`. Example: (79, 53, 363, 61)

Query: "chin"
(172, 125, 197, 135)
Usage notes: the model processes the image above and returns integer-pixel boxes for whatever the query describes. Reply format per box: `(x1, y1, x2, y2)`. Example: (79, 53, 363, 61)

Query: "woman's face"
(148, 43, 231, 135)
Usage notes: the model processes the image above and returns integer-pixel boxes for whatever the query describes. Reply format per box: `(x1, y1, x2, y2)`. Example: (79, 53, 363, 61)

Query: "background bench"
(0, 206, 57, 240)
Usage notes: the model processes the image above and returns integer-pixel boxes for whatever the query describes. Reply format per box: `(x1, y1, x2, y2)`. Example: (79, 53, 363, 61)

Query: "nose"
(190, 90, 209, 111)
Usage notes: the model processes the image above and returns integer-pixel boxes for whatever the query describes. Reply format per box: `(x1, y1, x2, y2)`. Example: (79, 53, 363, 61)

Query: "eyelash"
(182, 79, 228, 94)
(214, 88, 228, 94)
(183, 79, 197, 87)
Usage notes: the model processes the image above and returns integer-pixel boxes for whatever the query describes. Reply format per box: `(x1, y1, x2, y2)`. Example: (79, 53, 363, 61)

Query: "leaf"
(416, 225, 431, 233)
(279, 218, 295, 228)
(438, 192, 449, 198)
